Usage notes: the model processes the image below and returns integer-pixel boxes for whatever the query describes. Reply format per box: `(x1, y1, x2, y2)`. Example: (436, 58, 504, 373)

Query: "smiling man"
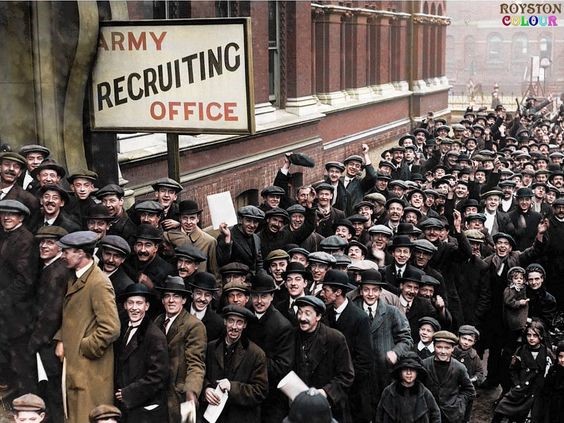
(188, 271, 223, 342)
(114, 284, 168, 422)
(0, 152, 39, 214)
(99, 235, 134, 298)
(154, 276, 207, 423)
(203, 305, 268, 422)
(28, 184, 80, 234)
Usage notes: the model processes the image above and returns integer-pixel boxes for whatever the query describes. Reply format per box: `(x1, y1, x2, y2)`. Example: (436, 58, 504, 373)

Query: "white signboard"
(90, 19, 255, 134)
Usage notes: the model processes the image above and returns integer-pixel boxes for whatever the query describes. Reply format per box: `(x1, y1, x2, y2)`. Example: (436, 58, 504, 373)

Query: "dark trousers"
(0, 334, 36, 395)
(39, 378, 64, 423)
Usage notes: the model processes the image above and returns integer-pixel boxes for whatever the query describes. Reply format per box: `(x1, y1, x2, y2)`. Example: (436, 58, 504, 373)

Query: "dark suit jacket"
(123, 255, 174, 290)
(108, 267, 135, 297)
(115, 317, 169, 422)
(0, 224, 38, 339)
(201, 307, 224, 342)
(295, 323, 355, 423)
(28, 210, 81, 234)
(341, 164, 377, 214)
(316, 206, 346, 238)
(406, 297, 440, 342)
(217, 224, 263, 275)
(202, 336, 268, 423)
(381, 263, 420, 293)
(4, 183, 40, 217)
(28, 257, 72, 375)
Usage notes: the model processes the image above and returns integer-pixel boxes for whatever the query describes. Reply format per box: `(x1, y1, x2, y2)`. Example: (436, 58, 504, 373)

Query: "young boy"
(12, 393, 46, 423)
(416, 316, 441, 360)
(502, 267, 529, 341)
(453, 325, 484, 423)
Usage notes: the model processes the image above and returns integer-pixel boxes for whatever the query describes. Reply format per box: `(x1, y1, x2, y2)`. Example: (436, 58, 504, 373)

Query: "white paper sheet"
(202, 387, 229, 423)
(36, 353, 48, 382)
(207, 192, 237, 229)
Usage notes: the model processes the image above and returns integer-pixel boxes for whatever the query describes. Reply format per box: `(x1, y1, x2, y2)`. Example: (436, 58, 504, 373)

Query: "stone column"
(345, 12, 372, 101)
(372, 16, 394, 95)
(412, 18, 427, 93)
(396, 17, 409, 91)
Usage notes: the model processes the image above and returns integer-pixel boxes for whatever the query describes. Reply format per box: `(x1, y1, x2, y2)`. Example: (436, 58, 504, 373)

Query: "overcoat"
(376, 381, 441, 423)
(115, 316, 169, 422)
(56, 263, 121, 423)
(154, 309, 207, 423)
(217, 224, 263, 274)
(422, 357, 476, 423)
(202, 336, 268, 423)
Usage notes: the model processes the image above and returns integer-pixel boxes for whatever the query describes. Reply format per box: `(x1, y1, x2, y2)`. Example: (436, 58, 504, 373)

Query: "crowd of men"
(1, 96, 564, 423)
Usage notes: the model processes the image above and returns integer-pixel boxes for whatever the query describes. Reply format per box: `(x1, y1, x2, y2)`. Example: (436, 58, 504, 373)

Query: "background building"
(1, 1, 449, 222)
(446, 1, 563, 102)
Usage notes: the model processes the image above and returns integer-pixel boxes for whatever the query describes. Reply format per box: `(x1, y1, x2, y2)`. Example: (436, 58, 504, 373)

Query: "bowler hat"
(39, 184, 70, 202)
(151, 177, 183, 192)
(283, 388, 337, 423)
(179, 200, 202, 215)
(493, 232, 516, 249)
(322, 269, 355, 291)
(332, 218, 355, 234)
(155, 275, 190, 295)
(345, 240, 368, 257)
(283, 262, 313, 281)
(398, 267, 423, 284)
(99, 235, 131, 256)
(516, 187, 534, 198)
(294, 295, 326, 314)
(222, 304, 256, 321)
(31, 159, 66, 178)
(387, 235, 413, 251)
(135, 224, 163, 242)
(85, 203, 114, 220)
(358, 269, 387, 286)
(118, 283, 154, 301)
(190, 272, 219, 292)
(250, 272, 277, 293)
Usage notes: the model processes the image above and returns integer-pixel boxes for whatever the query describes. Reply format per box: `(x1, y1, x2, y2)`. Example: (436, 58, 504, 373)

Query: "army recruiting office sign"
(90, 19, 255, 134)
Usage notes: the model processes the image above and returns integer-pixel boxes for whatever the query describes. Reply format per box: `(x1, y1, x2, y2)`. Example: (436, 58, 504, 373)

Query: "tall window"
(511, 33, 528, 63)
(268, 0, 280, 106)
(463, 35, 475, 72)
(487, 33, 504, 63)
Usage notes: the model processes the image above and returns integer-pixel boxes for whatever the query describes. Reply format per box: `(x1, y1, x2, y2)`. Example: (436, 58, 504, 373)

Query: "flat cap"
(35, 225, 68, 240)
(464, 229, 485, 243)
(0, 199, 30, 216)
(222, 304, 256, 321)
(433, 330, 458, 345)
(332, 218, 355, 234)
(175, 244, 207, 262)
(295, 295, 326, 314)
(458, 324, 480, 338)
(96, 184, 124, 198)
(314, 182, 334, 193)
(465, 213, 486, 223)
(179, 200, 202, 215)
(0, 152, 26, 167)
(89, 404, 121, 422)
(353, 201, 374, 212)
(368, 225, 393, 237)
(287, 152, 315, 168)
(385, 196, 406, 209)
(237, 205, 265, 220)
(421, 275, 441, 287)
(265, 207, 289, 221)
(308, 251, 337, 265)
(347, 214, 369, 224)
(223, 280, 250, 294)
(481, 188, 503, 199)
(320, 235, 348, 251)
(261, 185, 285, 197)
(287, 204, 306, 215)
(265, 249, 290, 262)
(412, 239, 438, 253)
(12, 393, 45, 412)
(19, 144, 50, 157)
(418, 316, 441, 331)
(345, 240, 367, 256)
(419, 217, 445, 229)
(288, 247, 310, 257)
(516, 187, 534, 198)
(363, 192, 386, 205)
(151, 177, 183, 192)
(343, 154, 365, 166)
(99, 235, 131, 256)
(333, 253, 352, 267)
(135, 224, 163, 242)
(324, 161, 345, 172)
(31, 159, 66, 178)
(134, 200, 164, 214)
(219, 262, 250, 276)
(58, 231, 98, 250)
(67, 168, 98, 183)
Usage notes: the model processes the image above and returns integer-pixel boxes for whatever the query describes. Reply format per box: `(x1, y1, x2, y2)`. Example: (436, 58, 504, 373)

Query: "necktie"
(518, 213, 527, 230)
(396, 268, 403, 279)
(162, 317, 170, 334)
(368, 306, 374, 321)
(406, 303, 411, 314)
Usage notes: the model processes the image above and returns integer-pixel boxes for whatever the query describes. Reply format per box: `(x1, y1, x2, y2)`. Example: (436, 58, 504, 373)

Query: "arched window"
(431, 3, 436, 15)
(236, 189, 259, 209)
(423, 1, 429, 14)
(511, 33, 528, 63)
(437, 4, 443, 16)
(464, 35, 475, 71)
(487, 33, 503, 63)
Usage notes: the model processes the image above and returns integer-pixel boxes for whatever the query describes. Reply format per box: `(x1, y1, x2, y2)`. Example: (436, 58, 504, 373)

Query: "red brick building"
(0, 1, 450, 223)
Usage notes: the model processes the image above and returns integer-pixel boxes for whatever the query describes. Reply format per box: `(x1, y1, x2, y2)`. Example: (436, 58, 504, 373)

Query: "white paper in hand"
(207, 192, 237, 229)
(203, 387, 229, 423)
(180, 400, 196, 423)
